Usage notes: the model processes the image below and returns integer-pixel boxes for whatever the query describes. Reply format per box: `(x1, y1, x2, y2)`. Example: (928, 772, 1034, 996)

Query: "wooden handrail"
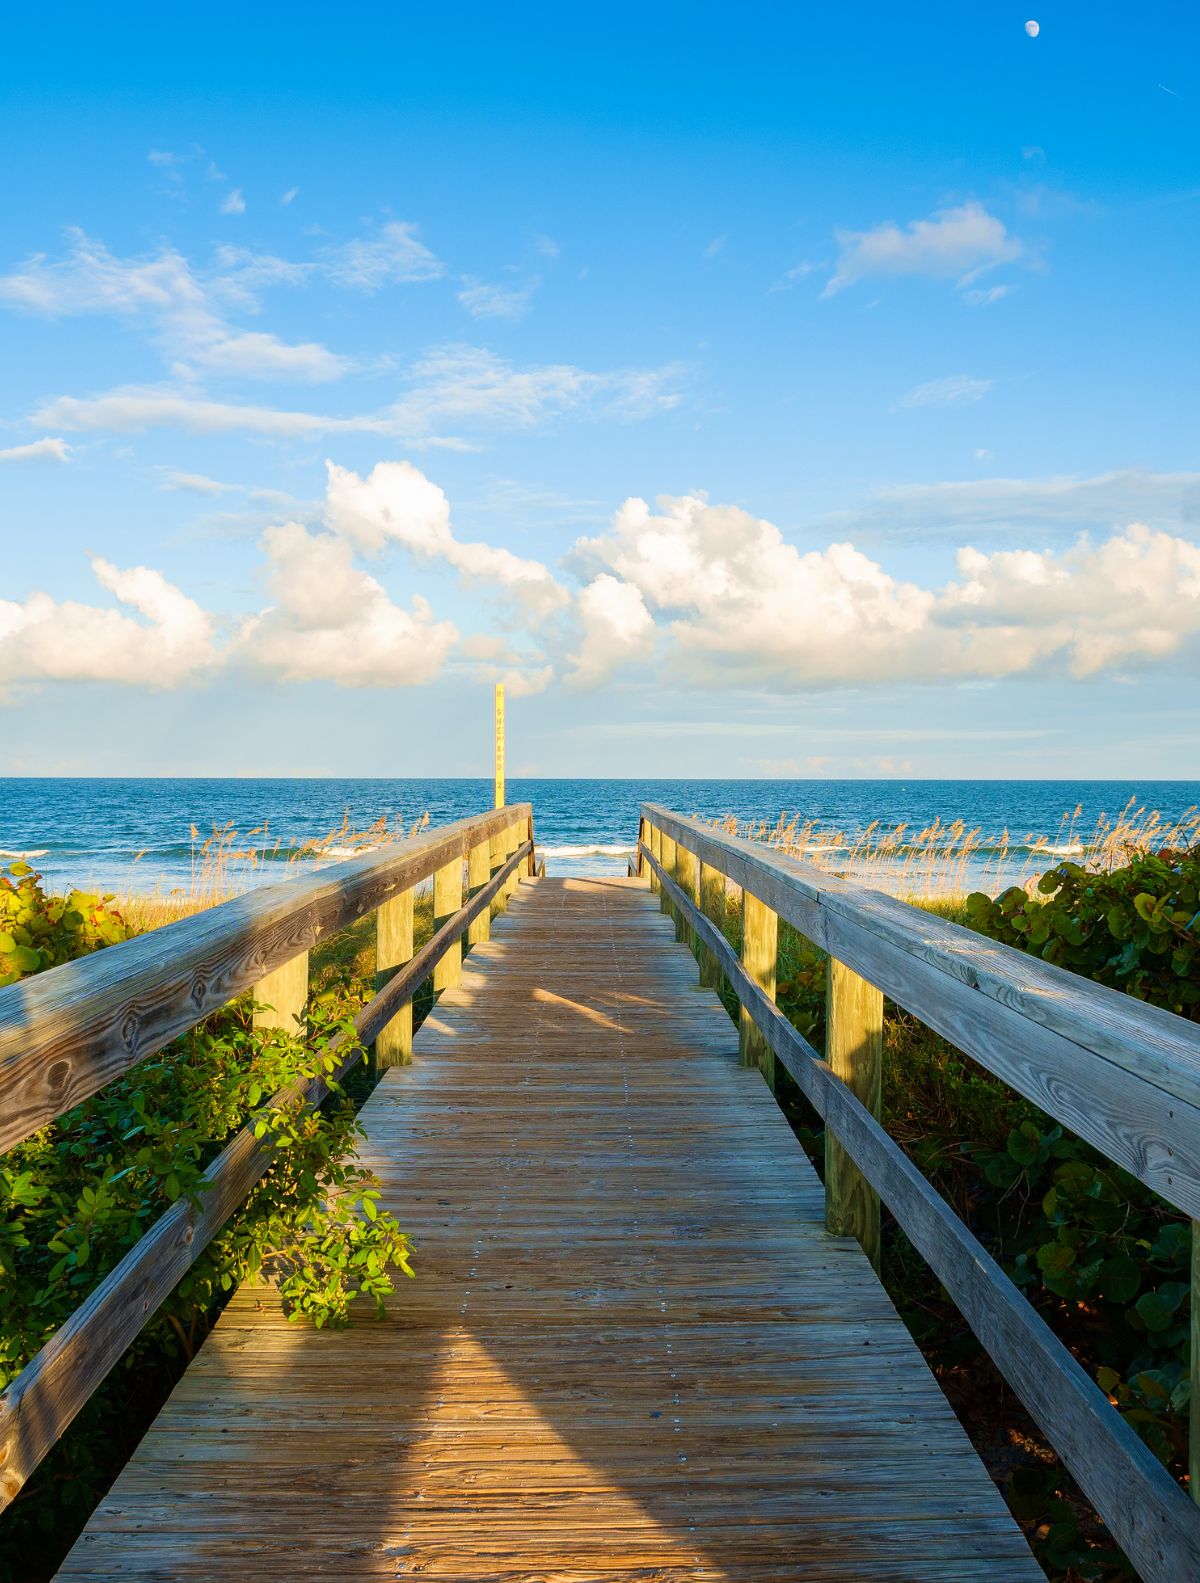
(642, 804, 1200, 1220)
(640, 830, 1200, 1583)
(0, 812, 534, 1510)
(0, 804, 532, 1155)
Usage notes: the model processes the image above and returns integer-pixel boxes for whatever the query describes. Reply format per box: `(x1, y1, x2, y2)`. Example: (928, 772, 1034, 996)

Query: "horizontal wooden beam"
(641, 805, 1200, 1221)
(0, 805, 532, 1154)
(642, 842, 1200, 1583)
(0, 841, 530, 1514)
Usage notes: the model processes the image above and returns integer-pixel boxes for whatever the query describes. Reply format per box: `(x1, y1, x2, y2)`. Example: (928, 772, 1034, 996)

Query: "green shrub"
(0, 861, 129, 985)
(0, 866, 413, 1580)
(965, 850, 1200, 1019)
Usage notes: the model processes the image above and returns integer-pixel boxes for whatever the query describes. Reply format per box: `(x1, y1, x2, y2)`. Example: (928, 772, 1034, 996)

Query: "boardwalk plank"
(56, 877, 1040, 1582)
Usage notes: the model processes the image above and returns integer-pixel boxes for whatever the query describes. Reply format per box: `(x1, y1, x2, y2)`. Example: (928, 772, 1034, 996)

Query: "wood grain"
(0, 805, 533, 1154)
(432, 859, 464, 994)
(825, 959, 883, 1269)
(643, 805, 1200, 1220)
(55, 875, 1038, 1581)
(466, 839, 491, 949)
(645, 845, 1200, 1583)
(251, 949, 308, 1036)
(375, 888, 414, 1070)
(740, 889, 778, 1091)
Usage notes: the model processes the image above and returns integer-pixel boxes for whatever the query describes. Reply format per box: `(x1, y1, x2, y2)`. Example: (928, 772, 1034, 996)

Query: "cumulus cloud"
(0, 436, 70, 463)
(236, 523, 457, 686)
(569, 493, 1200, 687)
(219, 187, 246, 215)
(0, 558, 219, 691)
(899, 374, 994, 409)
(823, 201, 1022, 297)
(568, 574, 655, 685)
(325, 460, 568, 615)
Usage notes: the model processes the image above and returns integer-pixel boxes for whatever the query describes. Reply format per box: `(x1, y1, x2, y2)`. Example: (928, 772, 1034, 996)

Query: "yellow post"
(494, 683, 505, 810)
(648, 824, 661, 894)
(825, 958, 884, 1270)
(376, 889, 414, 1068)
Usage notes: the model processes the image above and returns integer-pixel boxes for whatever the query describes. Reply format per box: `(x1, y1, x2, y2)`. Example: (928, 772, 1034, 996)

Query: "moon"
(1025, 19, 1040, 36)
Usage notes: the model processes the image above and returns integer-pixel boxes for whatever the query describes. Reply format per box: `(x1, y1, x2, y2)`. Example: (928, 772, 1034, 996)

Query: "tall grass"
(118, 810, 433, 931)
(711, 796, 1200, 900)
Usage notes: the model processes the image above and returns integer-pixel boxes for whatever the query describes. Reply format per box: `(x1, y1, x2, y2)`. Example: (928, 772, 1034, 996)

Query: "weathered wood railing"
(637, 803, 1200, 1583)
(0, 803, 536, 1510)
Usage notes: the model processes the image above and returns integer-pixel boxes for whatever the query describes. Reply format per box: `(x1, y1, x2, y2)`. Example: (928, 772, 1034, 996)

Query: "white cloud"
(281, 186, 299, 205)
(567, 574, 655, 685)
(236, 523, 457, 686)
(899, 374, 994, 409)
(0, 558, 218, 691)
(34, 346, 687, 445)
(320, 222, 444, 290)
(0, 230, 351, 382)
(324, 460, 568, 615)
(703, 234, 728, 259)
(823, 201, 1023, 297)
(457, 276, 538, 320)
(0, 436, 70, 464)
(533, 235, 559, 259)
(817, 468, 1200, 541)
(771, 260, 820, 291)
(569, 492, 1200, 688)
(159, 469, 234, 494)
(962, 284, 1013, 308)
(220, 188, 246, 215)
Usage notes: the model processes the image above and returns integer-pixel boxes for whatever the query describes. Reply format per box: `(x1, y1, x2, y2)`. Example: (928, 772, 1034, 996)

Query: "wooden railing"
(636, 803, 1200, 1583)
(0, 803, 536, 1511)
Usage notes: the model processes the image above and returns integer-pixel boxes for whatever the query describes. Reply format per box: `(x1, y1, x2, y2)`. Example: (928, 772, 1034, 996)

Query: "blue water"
(0, 778, 1197, 896)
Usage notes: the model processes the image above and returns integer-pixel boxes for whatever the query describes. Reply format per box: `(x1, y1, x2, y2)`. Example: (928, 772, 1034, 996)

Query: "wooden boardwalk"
(57, 876, 1040, 1581)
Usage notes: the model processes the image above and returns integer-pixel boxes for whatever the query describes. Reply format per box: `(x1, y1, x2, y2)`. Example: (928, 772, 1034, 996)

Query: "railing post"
(1192, 1223, 1200, 1506)
(376, 888, 414, 1068)
(676, 843, 698, 947)
(636, 816, 646, 878)
(433, 855, 463, 993)
(252, 950, 308, 1035)
(526, 811, 536, 876)
(659, 831, 677, 921)
(648, 823, 661, 894)
(825, 957, 883, 1270)
(504, 820, 521, 898)
(490, 825, 508, 915)
(698, 861, 726, 989)
(739, 890, 778, 1089)
(467, 838, 491, 948)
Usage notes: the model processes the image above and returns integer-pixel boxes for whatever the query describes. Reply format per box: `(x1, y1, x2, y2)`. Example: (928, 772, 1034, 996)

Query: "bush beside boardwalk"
(2, 843, 1197, 1582)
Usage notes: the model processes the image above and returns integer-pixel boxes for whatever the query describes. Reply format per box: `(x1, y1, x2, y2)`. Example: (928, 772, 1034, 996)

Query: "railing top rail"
(641, 802, 1200, 1217)
(0, 803, 532, 1155)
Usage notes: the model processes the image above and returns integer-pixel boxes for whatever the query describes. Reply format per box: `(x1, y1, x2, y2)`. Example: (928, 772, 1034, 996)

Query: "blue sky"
(1, 2, 1198, 778)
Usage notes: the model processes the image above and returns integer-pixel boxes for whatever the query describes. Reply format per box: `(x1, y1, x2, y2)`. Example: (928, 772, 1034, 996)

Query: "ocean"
(1, 778, 1197, 900)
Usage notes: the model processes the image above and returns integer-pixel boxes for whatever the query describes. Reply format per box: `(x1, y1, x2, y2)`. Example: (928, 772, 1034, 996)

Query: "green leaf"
(1097, 1253, 1141, 1304)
